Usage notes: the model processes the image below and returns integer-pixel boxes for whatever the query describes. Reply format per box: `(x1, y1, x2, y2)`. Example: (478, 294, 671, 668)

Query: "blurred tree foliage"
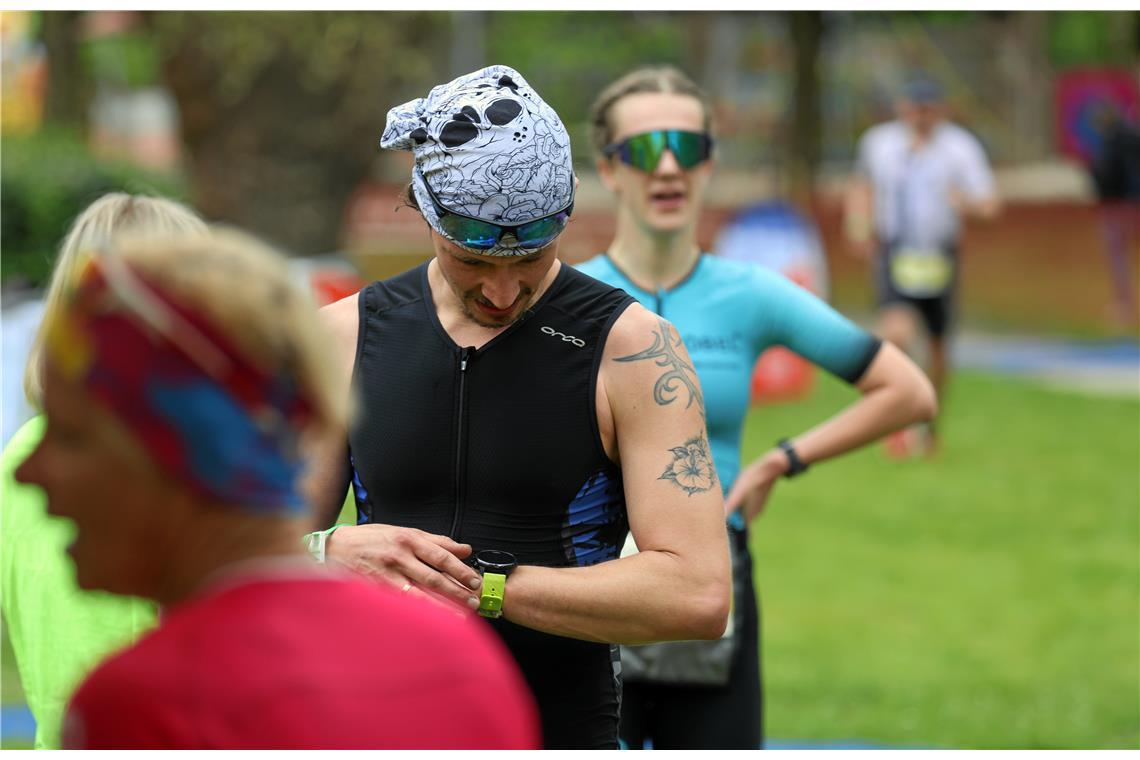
(31, 9, 1126, 265)
(1048, 11, 1138, 68)
(482, 12, 690, 158)
(150, 11, 452, 255)
(144, 11, 709, 254)
(40, 11, 89, 128)
(1, 128, 187, 286)
(84, 27, 161, 89)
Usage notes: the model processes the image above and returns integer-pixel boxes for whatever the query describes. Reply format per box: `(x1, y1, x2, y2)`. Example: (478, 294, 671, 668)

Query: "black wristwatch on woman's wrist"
(777, 439, 809, 478)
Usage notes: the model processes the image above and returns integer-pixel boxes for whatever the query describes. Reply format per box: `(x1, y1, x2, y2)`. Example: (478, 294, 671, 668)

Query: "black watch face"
(476, 549, 517, 575)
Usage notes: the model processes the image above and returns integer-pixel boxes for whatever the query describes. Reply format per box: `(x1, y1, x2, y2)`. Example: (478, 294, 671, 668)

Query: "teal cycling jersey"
(576, 254, 881, 517)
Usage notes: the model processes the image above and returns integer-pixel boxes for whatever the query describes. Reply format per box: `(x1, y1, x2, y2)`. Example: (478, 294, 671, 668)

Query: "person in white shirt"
(843, 76, 1000, 454)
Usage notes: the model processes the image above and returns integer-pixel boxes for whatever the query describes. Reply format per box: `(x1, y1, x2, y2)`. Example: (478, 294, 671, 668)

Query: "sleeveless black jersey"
(347, 261, 635, 749)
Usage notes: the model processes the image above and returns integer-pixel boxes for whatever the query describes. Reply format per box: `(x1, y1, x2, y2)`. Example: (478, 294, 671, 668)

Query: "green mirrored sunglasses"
(421, 176, 574, 252)
(602, 130, 713, 173)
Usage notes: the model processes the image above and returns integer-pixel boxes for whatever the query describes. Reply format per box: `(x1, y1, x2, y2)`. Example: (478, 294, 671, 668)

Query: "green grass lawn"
(747, 370, 1139, 748)
(2, 369, 1136, 748)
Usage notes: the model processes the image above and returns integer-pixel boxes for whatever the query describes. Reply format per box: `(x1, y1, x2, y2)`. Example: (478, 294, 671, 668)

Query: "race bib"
(888, 246, 954, 298)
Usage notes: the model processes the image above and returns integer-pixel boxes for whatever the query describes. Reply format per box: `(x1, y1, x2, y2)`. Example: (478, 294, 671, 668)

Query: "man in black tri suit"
(303, 66, 731, 750)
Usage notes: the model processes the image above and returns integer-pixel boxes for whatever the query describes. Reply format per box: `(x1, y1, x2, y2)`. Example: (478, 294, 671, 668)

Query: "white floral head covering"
(380, 65, 574, 256)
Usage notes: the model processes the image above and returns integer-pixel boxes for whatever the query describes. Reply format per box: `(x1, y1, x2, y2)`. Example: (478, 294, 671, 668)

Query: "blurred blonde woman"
(1, 193, 207, 749)
(14, 228, 538, 749)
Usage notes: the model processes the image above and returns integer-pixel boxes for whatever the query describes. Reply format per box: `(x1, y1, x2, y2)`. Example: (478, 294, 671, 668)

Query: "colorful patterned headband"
(45, 253, 316, 513)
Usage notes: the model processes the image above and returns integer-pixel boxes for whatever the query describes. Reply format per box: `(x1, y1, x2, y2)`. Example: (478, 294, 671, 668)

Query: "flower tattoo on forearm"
(659, 432, 718, 496)
(614, 318, 705, 417)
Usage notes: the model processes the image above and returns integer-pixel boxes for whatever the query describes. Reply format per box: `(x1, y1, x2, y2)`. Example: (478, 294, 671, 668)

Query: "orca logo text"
(541, 325, 585, 348)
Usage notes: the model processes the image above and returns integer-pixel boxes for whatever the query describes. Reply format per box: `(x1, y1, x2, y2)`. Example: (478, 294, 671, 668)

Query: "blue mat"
(1, 705, 35, 745)
(5, 703, 920, 750)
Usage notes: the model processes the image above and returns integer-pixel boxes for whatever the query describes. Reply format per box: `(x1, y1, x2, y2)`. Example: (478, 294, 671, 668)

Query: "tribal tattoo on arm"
(616, 320, 715, 495)
(614, 318, 705, 418)
(659, 431, 718, 496)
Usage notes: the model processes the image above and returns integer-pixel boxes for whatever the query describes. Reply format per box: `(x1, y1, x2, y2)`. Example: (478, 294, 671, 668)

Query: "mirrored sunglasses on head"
(603, 129, 713, 173)
(421, 177, 574, 252)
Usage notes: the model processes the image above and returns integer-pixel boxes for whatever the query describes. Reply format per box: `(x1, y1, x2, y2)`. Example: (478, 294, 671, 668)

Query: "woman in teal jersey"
(577, 66, 937, 749)
(0, 193, 206, 748)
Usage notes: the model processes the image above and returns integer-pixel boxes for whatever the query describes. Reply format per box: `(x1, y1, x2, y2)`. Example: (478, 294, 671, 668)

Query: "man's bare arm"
(499, 304, 731, 645)
(949, 188, 1002, 221)
(300, 293, 359, 530)
(843, 175, 877, 260)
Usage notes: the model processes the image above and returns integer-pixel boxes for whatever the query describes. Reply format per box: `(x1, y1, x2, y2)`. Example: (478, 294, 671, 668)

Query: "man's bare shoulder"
(601, 301, 666, 359)
(599, 302, 705, 416)
(319, 292, 360, 341)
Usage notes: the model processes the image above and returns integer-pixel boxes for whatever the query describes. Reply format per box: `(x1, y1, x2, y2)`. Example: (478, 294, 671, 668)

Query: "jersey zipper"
(449, 346, 473, 540)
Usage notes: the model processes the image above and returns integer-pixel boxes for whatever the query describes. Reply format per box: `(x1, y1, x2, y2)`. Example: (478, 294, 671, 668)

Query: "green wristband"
(477, 571, 507, 618)
(303, 525, 341, 564)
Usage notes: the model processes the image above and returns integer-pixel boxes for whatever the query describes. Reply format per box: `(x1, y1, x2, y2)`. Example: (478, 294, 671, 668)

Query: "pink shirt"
(63, 566, 539, 749)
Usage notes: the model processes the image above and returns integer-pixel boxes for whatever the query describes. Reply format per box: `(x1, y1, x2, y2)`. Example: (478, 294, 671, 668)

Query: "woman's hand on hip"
(724, 451, 787, 524)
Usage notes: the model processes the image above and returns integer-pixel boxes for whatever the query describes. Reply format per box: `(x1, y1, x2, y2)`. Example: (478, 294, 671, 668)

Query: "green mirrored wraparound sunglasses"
(602, 130, 713, 173)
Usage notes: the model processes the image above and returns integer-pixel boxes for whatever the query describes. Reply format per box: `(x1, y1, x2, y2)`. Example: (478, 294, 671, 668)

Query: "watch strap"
(303, 525, 340, 564)
(777, 438, 809, 478)
(477, 571, 507, 618)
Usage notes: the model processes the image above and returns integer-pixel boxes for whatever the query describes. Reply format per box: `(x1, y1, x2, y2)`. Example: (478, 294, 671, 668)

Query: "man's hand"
(843, 209, 877, 261)
(724, 450, 786, 524)
(326, 524, 482, 610)
(843, 177, 877, 261)
(948, 188, 1001, 221)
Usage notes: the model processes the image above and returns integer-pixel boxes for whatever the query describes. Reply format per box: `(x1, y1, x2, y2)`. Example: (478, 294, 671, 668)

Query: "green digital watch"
(473, 550, 517, 619)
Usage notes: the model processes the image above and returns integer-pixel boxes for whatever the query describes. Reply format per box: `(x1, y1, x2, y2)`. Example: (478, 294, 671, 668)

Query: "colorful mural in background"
(1054, 68, 1140, 164)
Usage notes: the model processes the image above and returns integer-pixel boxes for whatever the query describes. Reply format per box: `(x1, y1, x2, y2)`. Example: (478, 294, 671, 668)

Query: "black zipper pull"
(451, 346, 476, 540)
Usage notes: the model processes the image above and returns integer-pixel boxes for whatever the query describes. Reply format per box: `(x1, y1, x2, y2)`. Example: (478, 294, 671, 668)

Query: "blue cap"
(903, 77, 944, 104)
